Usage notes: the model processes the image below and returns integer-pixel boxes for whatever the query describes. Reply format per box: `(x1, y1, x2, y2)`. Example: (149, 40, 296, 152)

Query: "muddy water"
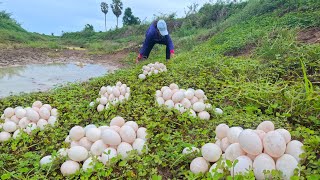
(0, 63, 109, 98)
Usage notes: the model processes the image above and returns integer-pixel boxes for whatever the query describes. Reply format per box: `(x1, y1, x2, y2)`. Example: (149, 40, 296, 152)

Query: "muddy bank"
(0, 47, 134, 69)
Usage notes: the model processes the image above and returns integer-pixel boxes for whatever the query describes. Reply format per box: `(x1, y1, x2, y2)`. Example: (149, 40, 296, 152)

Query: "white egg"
(215, 108, 223, 114)
(227, 127, 243, 143)
(97, 104, 105, 112)
(225, 143, 246, 161)
(254, 130, 266, 142)
(215, 124, 229, 140)
(32, 101, 43, 108)
(40, 155, 53, 166)
(164, 100, 174, 108)
(82, 157, 95, 171)
(137, 127, 147, 140)
(60, 160, 80, 176)
(101, 148, 117, 164)
(3, 121, 17, 132)
(42, 104, 52, 111)
(155, 90, 162, 97)
(172, 91, 185, 103)
(0, 131, 11, 142)
(253, 153, 275, 180)
(4, 108, 15, 118)
(117, 142, 133, 159)
(13, 129, 22, 139)
(39, 107, 50, 120)
(132, 138, 146, 154)
(285, 140, 304, 162)
(156, 97, 165, 105)
(69, 126, 85, 141)
(190, 157, 209, 174)
(99, 97, 108, 105)
(263, 131, 286, 158)
(276, 154, 299, 180)
(109, 125, 121, 132)
(139, 74, 146, 79)
(124, 121, 139, 132)
(201, 143, 222, 162)
(48, 116, 57, 126)
(50, 108, 58, 117)
(182, 146, 200, 154)
(37, 119, 48, 130)
(90, 140, 107, 156)
(198, 111, 210, 120)
(220, 137, 231, 152)
(169, 83, 179, 90)
(185, 90, 195, 100)
(68, 146, 88, 162)
(160, 86, 170, 93)
(101, 129, 121, 145)
(98, 125, 109, 132)
(65, 135, 71, 143)
(79, 137, 93, 150)
(174, 103, 186, 113)
(181, 98, 192, 108)
(110, 116, 125, 127)
(15, 108, 26, 119)
(119, 125, 136, 144)
(192, 102, 206, 113)
(26, 109, 40, 122)
(86, 128, 101, 142)
(70, 141, 80, 147)
(58, 148, 68, 157)
(238, 129, 263, 155)
(209, 163, 224, 177)
(194, 89, 205, 99)
(84, 124, 97, 132)
(275, 129, 291, 144)
(257, 121, 274, 133)
(189, 109, 197, 117)
(230, 156, 252, 176)
(162, 89, 173, 101)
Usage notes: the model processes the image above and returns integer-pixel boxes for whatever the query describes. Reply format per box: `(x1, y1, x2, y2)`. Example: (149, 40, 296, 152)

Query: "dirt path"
(0, 46, 138, 70)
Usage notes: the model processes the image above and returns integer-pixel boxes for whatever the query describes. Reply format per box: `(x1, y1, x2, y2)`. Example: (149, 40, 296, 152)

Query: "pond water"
(0, 63, 109, 98)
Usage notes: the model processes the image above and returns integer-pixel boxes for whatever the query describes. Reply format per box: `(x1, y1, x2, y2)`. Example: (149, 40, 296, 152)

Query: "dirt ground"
(297, 27, 320, 44)
(0, 46, 137, 70)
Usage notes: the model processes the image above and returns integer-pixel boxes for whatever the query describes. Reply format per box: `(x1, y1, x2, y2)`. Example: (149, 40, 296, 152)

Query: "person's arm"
(136, 28, 155, 63)
(167, 34, 175, 58)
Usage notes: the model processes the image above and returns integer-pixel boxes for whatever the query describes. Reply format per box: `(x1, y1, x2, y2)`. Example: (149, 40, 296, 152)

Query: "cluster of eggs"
(155, 83, 223, 120)
(138, 62, 167, 79)
(0, 101, 58, 142)
(40, 116, 147, 176)
(187, 121, 304, 180)
(90, 81, 130, 112)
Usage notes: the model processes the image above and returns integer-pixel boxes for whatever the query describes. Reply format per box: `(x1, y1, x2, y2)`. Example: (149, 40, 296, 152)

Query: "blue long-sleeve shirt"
(139, 22, 174, 56)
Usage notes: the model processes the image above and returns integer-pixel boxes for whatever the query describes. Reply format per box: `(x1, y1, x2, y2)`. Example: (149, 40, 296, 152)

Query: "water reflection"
(0, 63, 108, 98)
(0, 66, 26, 78)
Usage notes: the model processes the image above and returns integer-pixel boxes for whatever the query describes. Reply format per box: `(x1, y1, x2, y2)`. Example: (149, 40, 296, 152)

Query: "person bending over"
(136, 19, 175, 63)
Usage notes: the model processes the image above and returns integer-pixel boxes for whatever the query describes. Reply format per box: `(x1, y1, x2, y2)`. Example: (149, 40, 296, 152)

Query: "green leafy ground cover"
(0, 2, 320, 180)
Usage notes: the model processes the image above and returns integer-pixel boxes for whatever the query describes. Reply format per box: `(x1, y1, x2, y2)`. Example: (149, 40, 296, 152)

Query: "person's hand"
(135, 54, 142, 64)
(170, 53, 175, 59)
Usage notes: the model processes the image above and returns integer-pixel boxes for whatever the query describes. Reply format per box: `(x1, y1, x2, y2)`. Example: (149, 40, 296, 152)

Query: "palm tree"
(100, 2, 108, 31)
(111, 0, 123, 29)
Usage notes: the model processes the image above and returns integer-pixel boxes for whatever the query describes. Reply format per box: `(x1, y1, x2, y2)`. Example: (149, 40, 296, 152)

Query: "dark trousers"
(143, 40, 170, 60)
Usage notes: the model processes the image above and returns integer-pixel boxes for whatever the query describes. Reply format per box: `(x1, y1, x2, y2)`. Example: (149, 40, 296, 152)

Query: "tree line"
(100, 0, 140, 31)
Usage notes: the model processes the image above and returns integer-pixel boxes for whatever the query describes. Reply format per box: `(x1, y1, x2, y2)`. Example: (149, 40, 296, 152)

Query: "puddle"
(0, 63, 110, 98)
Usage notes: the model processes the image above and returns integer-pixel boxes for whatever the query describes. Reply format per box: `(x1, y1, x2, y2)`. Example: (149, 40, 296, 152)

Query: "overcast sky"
(0, 0, 214, 35)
